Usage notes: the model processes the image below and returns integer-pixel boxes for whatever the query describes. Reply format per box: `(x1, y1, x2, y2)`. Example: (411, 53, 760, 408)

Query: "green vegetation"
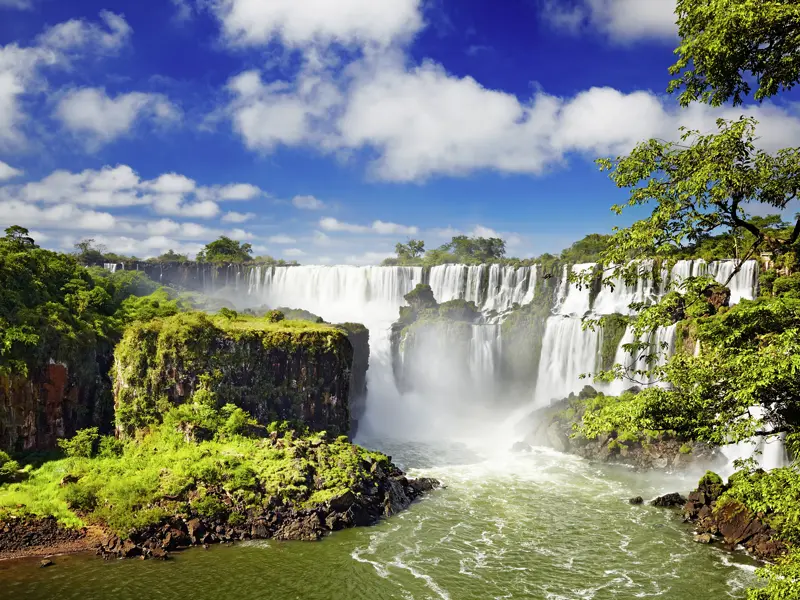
(669, 0, 800, 107)
(0, 406, 390, 537)
(148, 250, 190, 263)
(196, 236, 254, 263)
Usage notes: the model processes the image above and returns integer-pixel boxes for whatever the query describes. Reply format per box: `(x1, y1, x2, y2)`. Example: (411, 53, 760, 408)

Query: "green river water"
(0, 440, 758, 600)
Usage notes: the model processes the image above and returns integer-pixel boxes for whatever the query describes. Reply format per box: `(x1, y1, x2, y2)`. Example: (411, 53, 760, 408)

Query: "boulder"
(651, 492, 687, 508)
(628, 496, 644, 505)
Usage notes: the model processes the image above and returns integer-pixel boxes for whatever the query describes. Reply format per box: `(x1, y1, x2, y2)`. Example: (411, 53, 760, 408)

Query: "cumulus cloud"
(319, 217, 418, 235)
(292, 194, 324, 210)
(206, 0, 423, 48)
(269, 235, 296, 244)
(217, 183, 261, 200)
(283, 248, 305, 257)
(55, 87, 180, 148)
(0, 160, 22, 181)
(540, 0, 678, 43)
(221, 211, 255, 223)
(36, 10, 132, 55)
(227, 66, 342, 151)
(0, 200, 118, 230)
(4, 165, 264, 218)
(0, 11, 132, 147)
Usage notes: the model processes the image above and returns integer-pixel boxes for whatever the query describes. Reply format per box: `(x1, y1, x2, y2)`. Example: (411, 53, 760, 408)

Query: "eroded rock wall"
(114, 313, 355, 437)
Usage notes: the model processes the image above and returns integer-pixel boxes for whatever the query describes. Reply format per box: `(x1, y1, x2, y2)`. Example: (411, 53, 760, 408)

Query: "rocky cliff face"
(114, 313, 356, 437)
(0, 362, 112, 453)
(336, 323, 370, 436)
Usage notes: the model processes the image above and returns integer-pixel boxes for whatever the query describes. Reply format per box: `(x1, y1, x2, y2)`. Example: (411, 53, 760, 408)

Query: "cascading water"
(223, 259, 771, 465)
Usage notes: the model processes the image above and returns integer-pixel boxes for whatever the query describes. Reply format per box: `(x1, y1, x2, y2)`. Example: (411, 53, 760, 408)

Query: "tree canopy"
(196, 236, 253, 263)
(669, 0, 800, 106)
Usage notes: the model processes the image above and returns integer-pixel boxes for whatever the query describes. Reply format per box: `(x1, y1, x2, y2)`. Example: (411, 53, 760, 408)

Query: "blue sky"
(1, 0, 799, 264)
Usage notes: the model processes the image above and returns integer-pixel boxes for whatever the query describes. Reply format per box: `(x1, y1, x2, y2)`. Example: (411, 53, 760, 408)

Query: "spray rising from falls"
(201, 259, 779, 465)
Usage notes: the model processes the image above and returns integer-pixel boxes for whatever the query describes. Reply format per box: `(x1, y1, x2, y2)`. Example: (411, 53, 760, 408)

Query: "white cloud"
(292, 194, 324, 210)
(312, 230, 332, 246)
(0, 0, 34, 9)
(217, 183, 261, 200)
(208, 0, 423, 48)
(0, 200, 118, 230)
(471, 225, 500, 238)
(337, 61, 800, 181)
(227, 66, 342, 151)
(36, 10, 132, 55)
(541, 0, 677, 43)
(171, 0, 194, 22)
(319, 217, 418, 235)
(372, 220, 419, 235)
(4, 165, 263, 220)
(0, 160, 21, 181)
(55, 88, 180, 148)
(343, 250, 394, 265)
(153, 195, 220, 218)
(221, 211, 255, 223)
(146, 173, 196, 195)
(283, 247, 305, 257)
(269, 235, 296, 244)
(0, 12, 132, 147)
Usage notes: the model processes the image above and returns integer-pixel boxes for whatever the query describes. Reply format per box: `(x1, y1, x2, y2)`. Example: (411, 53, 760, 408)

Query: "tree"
(196, 237, 253, 263)
(73, 238, 108, 265)
(443, 235, 506, 262)
(151, 250, 189, 263)
(3, 226, 37, 250)
(395, 239, 425, 261)
(669, 0, 800, 107)
(589, 117, 800, 287)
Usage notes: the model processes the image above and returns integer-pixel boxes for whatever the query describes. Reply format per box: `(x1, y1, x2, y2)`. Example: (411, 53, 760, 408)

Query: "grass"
(0, 406, 391, 538)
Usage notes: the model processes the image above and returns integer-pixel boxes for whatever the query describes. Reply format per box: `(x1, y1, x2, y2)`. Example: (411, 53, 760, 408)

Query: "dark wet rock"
(694, 533, 712, 544)
(683, 475, 787, 562)
(94, 472, 441, 560)
(0, 516, 87, 558)
(39, 559, 53, 568)
(510, 441, 532, 453)
(629, 496, 644, 505)
(651, 493, 687, 508)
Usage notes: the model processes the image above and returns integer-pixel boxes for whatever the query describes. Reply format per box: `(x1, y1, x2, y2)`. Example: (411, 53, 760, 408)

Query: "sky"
(1, 0, 799, 265)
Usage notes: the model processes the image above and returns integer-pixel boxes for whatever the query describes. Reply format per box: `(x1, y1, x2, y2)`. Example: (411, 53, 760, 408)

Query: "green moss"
(679, 443, 693, 454)
(599, 314, 629, 370)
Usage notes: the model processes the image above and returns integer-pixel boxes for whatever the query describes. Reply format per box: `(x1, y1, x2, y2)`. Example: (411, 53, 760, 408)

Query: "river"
(0, 438, 759, 600)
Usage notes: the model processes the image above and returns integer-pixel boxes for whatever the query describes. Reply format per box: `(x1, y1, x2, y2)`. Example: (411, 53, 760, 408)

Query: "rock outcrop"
(682, 473, 787, 561)
(114, 313, 357, 437)
(0, 361, 112, 453)
(96, 467, 440, 560)
(526, 387, 724, 471)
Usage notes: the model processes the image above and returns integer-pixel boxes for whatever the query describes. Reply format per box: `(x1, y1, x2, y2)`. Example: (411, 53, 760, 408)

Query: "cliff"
(114, 313, 355, 438)
(0, 360, 113, 453)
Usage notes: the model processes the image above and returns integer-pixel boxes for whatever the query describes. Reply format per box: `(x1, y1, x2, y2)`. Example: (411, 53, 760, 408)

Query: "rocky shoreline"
(2, 472, 440, 562)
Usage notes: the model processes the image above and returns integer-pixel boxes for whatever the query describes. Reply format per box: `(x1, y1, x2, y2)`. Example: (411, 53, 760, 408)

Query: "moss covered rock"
(114, 312, 355, 438)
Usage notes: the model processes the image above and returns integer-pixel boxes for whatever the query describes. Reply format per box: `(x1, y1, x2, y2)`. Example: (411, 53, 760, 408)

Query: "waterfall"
(469, 323, 501, 388)
(224, 259, 776, 464)
(533, 316, 602, 406)
(103, 263, 118, 273)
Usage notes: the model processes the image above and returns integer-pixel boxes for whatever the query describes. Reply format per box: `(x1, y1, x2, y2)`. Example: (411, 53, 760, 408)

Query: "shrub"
(0, 451, 20, 484)
(772, 273, 800, 299)
(58, 428, 100, 458)
(266, 309, 285, 323)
